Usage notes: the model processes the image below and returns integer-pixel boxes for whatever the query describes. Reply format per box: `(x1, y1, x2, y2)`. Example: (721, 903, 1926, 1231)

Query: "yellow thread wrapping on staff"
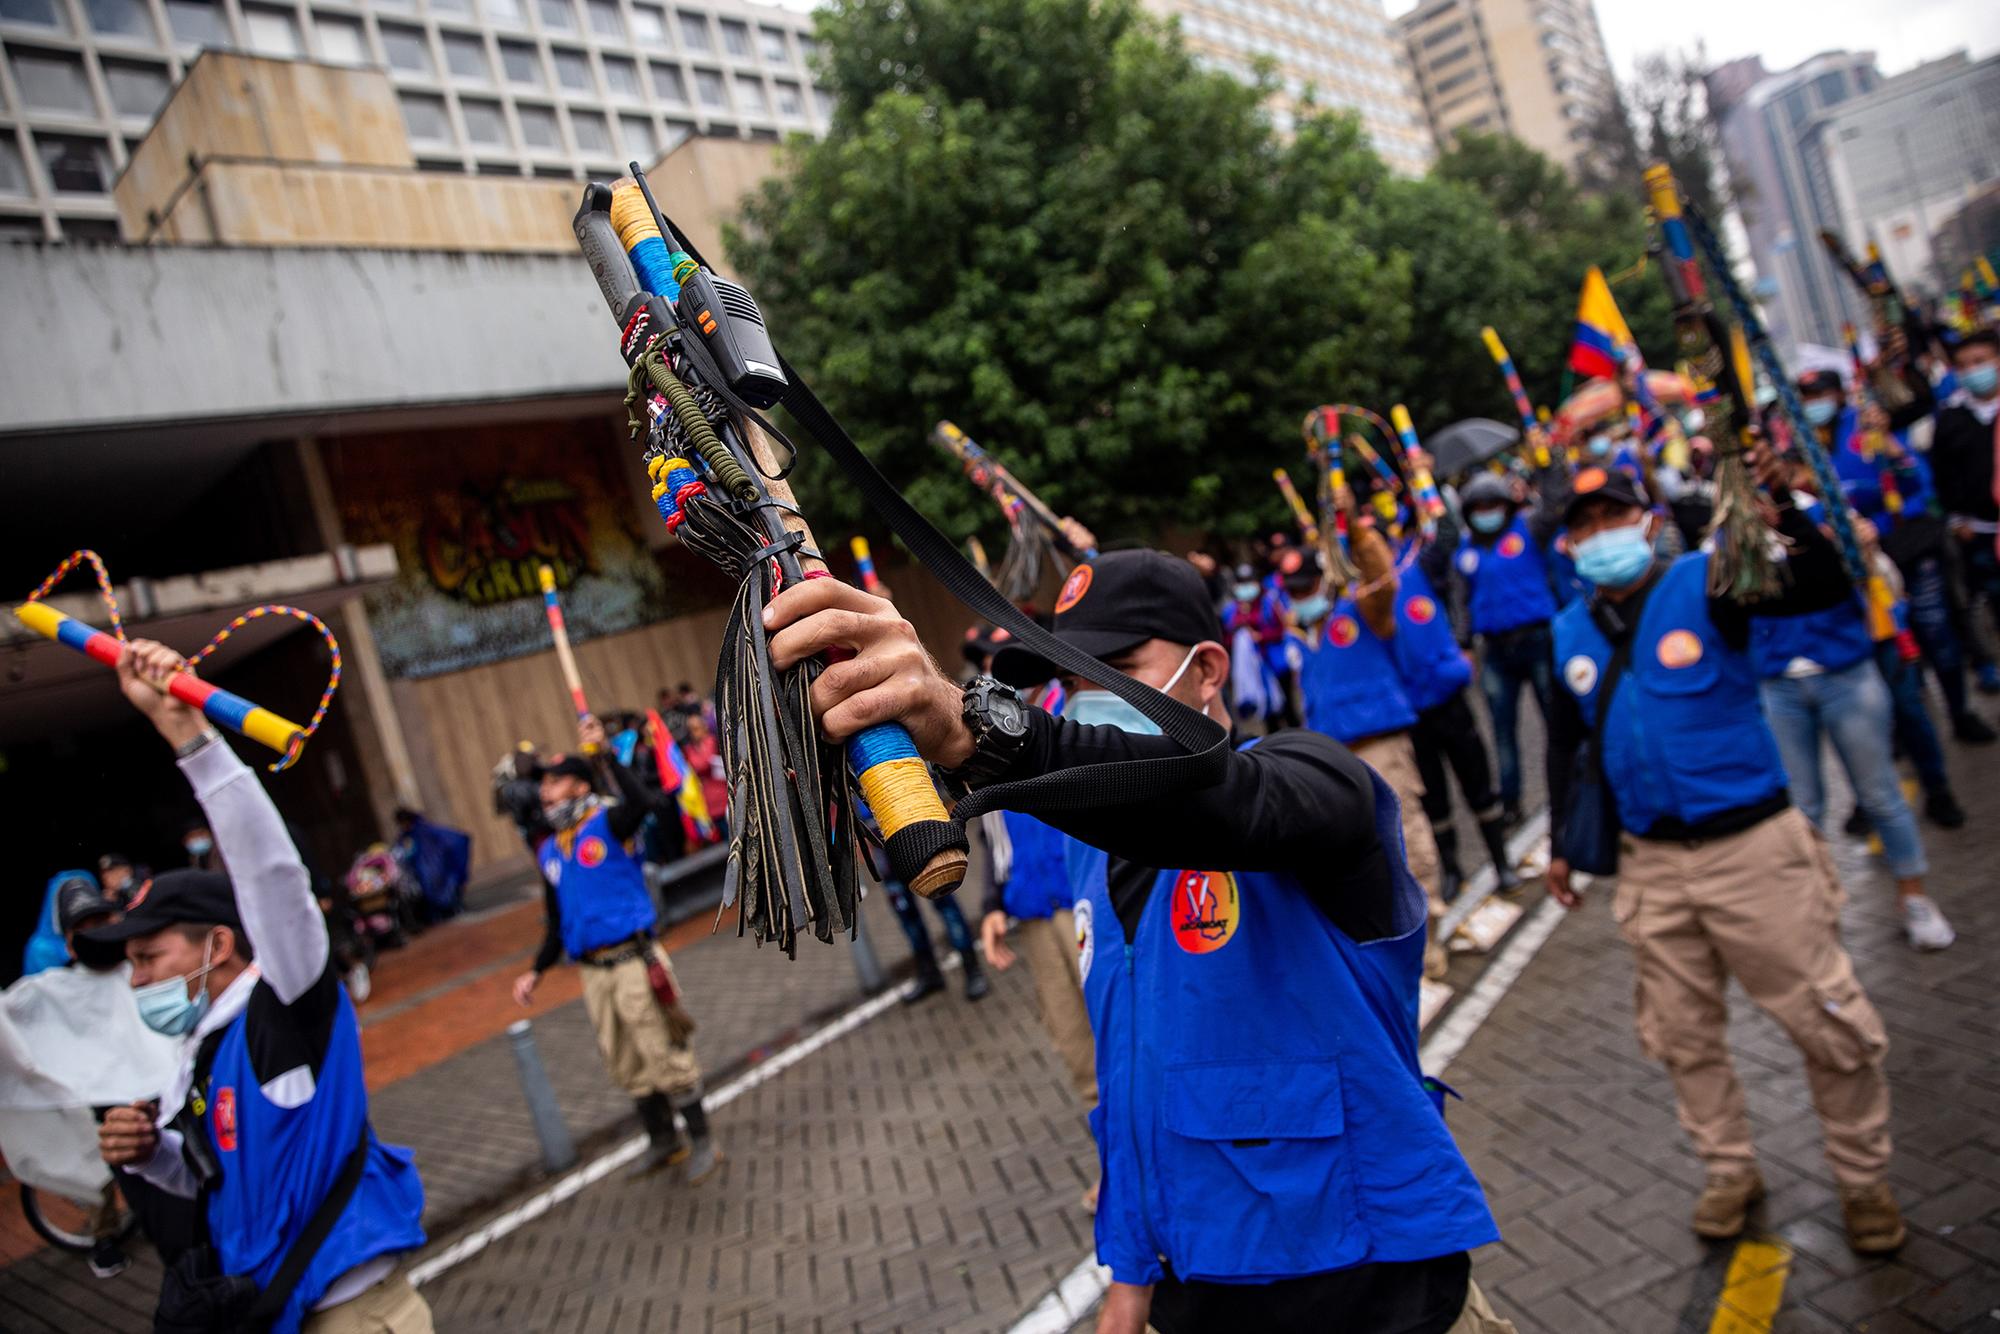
(609, 180, 662, 251)
(855, 757, 940, 839)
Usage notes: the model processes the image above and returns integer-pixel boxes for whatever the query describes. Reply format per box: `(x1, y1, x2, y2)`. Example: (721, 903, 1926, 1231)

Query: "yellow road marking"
(1707, 1237, 1792, 1334)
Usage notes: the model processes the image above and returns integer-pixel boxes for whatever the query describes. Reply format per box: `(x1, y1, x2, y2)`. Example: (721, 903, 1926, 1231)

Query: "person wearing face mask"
(1928, 331, 2000, 672)
(1800, 366, 1996, 746)
(1222, 561, 1302, 729)
(1434, 464, 1569, 828)
(769, 550, 1509, 1334)
(1543, 464, 1907, 1257)
(511, 714, 717, 1184)
(85, 639, 430, 1334)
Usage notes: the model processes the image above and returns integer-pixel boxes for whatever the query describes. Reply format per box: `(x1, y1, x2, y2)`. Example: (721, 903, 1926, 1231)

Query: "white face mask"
(1064, 646, 1202, 736)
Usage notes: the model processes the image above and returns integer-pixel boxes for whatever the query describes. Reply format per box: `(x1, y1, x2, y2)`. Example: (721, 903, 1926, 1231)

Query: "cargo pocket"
(1158, 1059, 1359, 1277)
(1799, 970, 1889, 1073)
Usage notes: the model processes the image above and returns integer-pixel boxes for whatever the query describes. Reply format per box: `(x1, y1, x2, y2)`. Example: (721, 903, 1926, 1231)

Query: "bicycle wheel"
(20, 1185, 135, 1253)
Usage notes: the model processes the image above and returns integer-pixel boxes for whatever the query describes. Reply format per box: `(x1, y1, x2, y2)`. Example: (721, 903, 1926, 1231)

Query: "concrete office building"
(1817, 51, 2000, 299)
(1706, 51, 1883, 356)
(1393, 0, 1616, 176)
(1146, 0, 1435, 176)
(0, 0, 828, 240)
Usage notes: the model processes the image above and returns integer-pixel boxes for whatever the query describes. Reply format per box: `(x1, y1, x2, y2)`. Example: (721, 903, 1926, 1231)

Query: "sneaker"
(962, 966, 991, 1002)
(88, 1239, 129, 1279)
(1902, 896, 1956, 951)
(900, 971, 946, 1006)
(1925, 790, 1967, 829)
(1843, 807, 1873, 837)
(1692, 1169, 1765, 1240)
(1839, 1181, 1907, 1254)
(1952, 712, 1998, 744)
(682, 1135, 721, 1185)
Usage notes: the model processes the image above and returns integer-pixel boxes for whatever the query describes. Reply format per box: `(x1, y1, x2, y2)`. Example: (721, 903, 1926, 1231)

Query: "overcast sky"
(1382, 0, 2000, 83)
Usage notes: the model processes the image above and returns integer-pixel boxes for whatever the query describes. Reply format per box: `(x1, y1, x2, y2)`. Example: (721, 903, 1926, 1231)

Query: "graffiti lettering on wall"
(332, 422, 671, 680)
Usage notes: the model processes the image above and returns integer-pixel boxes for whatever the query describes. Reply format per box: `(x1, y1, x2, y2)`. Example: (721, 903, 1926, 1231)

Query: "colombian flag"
(646, 709, 716, 844)
(1569, 266, 1635, 380)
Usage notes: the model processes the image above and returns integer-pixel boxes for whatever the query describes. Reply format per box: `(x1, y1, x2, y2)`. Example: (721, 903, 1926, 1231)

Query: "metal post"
(507, 1019, 577, 1172)
(848, 897, 888, 995)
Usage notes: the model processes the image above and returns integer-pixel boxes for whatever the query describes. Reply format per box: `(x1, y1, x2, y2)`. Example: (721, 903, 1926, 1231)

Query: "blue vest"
(1456, 515, 1556, 635)
(1299, 599, 1417, 743)
(1827, 407, 1934, 524)
(1548, 530, 1592, 609)
(1749, 597, 1876, 679)
(1390, 556, 1472, 713)
(1554, 553, 1788, 836)
(538, 804, 657, 958)
(999, 810, 1073, 921)
(204, 990, 426, 1334)
(1070, 759, 1498, 1285)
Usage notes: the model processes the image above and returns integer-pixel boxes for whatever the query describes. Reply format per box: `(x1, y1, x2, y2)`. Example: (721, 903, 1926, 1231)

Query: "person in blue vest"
(1753, 460, 1956, 950)
(781, 550, 1509, 1334)
(1543, 466, 1906, 1255)
(1289, 513, 1450, 980)
(1799, 366, 1997, 746)
(1431, 466, 1566, 827)
(90, 639, 430, 1334)
(510, 716, 717, 1183)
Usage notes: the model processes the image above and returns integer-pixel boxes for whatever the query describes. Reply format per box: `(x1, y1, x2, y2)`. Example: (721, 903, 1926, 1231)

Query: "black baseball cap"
(1796, 368, 1844, 396)
(1562, 465, 1651, 525)
(991, 550, 1225, 686)
(80, 869, 242, 944)
(55, 875, 119, 934)
(535, 753, 595, 784)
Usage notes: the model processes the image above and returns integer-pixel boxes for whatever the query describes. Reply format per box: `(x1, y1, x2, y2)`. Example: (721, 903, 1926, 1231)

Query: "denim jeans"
(885, 878, 972, 964)
(1760, 661, 1927, 878)
(1877, 640, 1950, 795)
(1479, 622, 1553, 807)
(1905, 554, 1971, 724)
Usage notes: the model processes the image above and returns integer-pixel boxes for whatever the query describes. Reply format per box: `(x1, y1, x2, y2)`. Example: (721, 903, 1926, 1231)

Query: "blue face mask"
(1232, 582, 1261, 602)
(1803, 398, 1839, 428)
(1963, 364, 1999, 398)
(1291, 593, 1331, 626)
(1468, 508, 1507, 535)
(1063, 647, 1199, 737)
(1572, 519, 1655, 589)
(134, 935, 216, 1036)
(184, 836, 212, 859)
(1588, 434, 1614, 458)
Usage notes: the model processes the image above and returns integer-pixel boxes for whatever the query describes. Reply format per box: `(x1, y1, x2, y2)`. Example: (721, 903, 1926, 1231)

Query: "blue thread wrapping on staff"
(848, 724, 919, 772)
(628, 236, 680, 302)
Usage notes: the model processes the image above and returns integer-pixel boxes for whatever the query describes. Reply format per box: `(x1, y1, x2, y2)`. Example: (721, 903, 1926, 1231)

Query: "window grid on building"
(0, 0, 828, 237)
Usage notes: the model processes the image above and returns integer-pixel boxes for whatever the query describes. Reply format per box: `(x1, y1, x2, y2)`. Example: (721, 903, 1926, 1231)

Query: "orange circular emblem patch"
(1328, 614, 1360, 647)
(1054, 564, 1094, 614)
(1171, 870, 1240, 954)
(1574, 466, 1609, 493)
(1497, 532, 1526, 558)
(578, 836, 609, 868)
(1657, 629, 1703, 669)
(1405, 595, 1437, 625)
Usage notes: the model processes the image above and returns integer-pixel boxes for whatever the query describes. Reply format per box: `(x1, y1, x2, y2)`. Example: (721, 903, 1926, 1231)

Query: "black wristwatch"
(949, 676, 1033, 788)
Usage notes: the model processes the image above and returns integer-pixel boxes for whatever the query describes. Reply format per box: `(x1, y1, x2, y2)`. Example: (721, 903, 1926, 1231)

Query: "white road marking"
(1420, 892, 1569, 1078)
(1437, 810, 1549, 939)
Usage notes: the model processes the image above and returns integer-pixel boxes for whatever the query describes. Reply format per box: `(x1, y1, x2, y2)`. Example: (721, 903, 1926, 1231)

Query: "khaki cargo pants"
(579, 947, 703, 1099)
(1351, 731, 1447, 975)
(1015, 910, 1098, 1111)
(1612, 807, 1892, 1186)
(301, 1268, 432, 1333)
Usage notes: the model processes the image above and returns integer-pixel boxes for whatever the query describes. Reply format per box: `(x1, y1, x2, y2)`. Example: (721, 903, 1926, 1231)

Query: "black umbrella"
(1426, 418, 1521, 481)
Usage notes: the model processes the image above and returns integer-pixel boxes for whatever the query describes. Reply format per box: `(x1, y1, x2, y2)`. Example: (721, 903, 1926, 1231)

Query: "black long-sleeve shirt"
(1930, 403, 1999, 524)
(531, 756, 655, 972)
(1545, 504, 1856, 848)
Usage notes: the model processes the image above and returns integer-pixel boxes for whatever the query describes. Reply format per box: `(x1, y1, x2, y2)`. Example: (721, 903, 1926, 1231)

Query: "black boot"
(961, 949, 991, 1001)
(901, 954, 946, 1005)
(1478, 815, 1522, 894)
(1953, 712, 1997, 745)
(1925, 788, 1967, 829)
(1434, 828, 1465, 905)
(627, 1092, 684, 1177)
(675, 1093, 720, 1183)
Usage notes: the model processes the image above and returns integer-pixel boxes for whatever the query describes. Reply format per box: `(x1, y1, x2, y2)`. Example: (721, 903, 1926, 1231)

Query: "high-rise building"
(1706, 51, 1884, 356)
(1816, 51, 2000, 300)
(0, 0, 829, 240)
(1393, 0, 1616, 177)
(1145, 0, 1435, 176)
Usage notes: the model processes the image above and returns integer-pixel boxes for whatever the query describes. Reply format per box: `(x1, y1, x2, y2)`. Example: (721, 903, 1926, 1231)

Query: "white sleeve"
(179, 739, 328, 1004)
(129, 1128, 198, 1199)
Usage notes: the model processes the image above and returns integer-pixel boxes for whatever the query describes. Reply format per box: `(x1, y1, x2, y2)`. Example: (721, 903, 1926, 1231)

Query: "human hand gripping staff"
(574, 170, 967, 955)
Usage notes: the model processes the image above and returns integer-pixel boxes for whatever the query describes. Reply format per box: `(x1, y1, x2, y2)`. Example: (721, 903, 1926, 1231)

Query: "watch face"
(991, 695, 1030, 737)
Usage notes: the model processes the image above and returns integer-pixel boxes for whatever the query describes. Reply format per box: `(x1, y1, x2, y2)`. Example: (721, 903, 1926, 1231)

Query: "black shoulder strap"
(243, 1123, 373, 1329)
(657, 215, 1231, 822)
